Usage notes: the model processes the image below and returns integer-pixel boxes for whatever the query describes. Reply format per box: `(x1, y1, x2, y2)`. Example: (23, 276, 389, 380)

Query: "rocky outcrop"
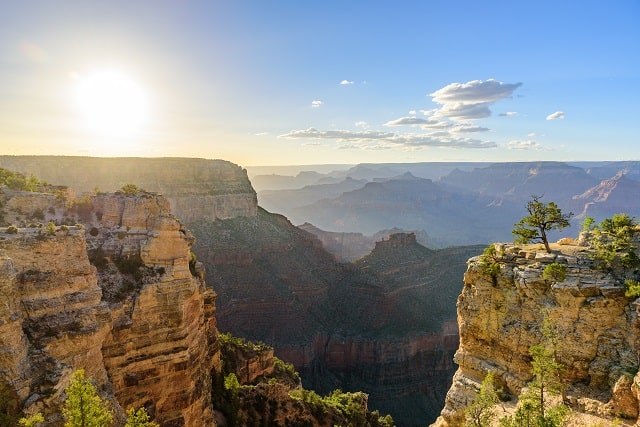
(0, 156, 258, 222)
(0, 191, 218, 426)
(433, 242, 640, 426)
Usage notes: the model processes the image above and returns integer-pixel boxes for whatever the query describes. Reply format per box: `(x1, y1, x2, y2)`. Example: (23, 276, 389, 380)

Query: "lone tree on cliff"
(512, 195, 573, 253)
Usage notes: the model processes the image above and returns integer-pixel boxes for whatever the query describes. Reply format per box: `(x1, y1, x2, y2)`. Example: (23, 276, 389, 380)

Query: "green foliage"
(581, 216, 595, 231)
(499, 316, 566, 427)
(120, 184, 140, 195)
(124, 407, 158, 427)
(288, 389, 389, 425)
(273, 357, 301, 385)
(6, 225, 18, 234)
(465, 372, 500, 427)
(512, 195, 573, 253)
(218, 332, 272, 354)
(224, 373, 240, 395)
(62, 369, 113, 427)
(18, 413, 44, 427)
(542, 263, 567, 284)
(624, 279, 640, 299)
(45, 221, 57, 236)
(479, 245, 502, 284)
(589, 213, 639, 271)
(0, 168, 44, 192)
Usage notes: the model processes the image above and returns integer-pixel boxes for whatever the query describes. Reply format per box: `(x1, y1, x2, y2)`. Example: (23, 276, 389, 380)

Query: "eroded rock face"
(0, 156, 258, 223)
(0, 191, 219, 426)
(432, 243, 640, 427)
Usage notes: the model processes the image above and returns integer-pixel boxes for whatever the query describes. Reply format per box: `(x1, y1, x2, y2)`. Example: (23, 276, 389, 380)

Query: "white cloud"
(355, 121, 369, 128)
(506, 140, 543, 150)
(428, 79, 522, 121)
(311, 100, 323, 108)
(279, 128, 496, 149)
(340, 80, 354, 85)
(499, 111, 518, 117)
(254, 132, 269, 136)
(280, 128, 394, 141)
(384, 116, 452, 128)
(546, 111, 565, 120)
(527, 132, 537, 137)
(433, 102, 492, 120)
(452, 124, 490, 133)
(430, 79, 522, 105)
(391, 134, 496, 149)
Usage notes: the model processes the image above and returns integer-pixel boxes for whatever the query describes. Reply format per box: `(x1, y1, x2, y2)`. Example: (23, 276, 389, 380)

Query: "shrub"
(624, 279, 640, 299)
(542, 263, 567, 283)
(479, 245, 502, 284)
(45, 221, 56, 236)
(6, 225, 18, 234)
(120, 184, 140, 195)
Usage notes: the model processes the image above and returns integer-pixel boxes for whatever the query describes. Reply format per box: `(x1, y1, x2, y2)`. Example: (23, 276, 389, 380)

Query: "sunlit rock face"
(432, 242, 640, 427)
(0, 156, 258, 223)
(0, 191, 219, 426)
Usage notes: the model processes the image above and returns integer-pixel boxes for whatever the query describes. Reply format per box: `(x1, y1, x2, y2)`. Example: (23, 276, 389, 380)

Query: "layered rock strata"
(0, 191, 218, 426)
(433, 242, 640, 426)
(0, 156, 257, 222)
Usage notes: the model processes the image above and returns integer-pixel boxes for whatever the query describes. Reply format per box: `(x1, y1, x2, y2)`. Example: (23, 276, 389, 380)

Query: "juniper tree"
(512, 195, 573, 253)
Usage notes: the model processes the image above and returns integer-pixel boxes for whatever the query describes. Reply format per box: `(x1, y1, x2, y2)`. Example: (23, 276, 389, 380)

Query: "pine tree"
(62, 370, 113, 427)
(465, 372, 500, 427)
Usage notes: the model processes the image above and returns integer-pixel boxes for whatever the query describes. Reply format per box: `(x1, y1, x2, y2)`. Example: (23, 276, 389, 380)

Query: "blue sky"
(0, 1, 638, 166)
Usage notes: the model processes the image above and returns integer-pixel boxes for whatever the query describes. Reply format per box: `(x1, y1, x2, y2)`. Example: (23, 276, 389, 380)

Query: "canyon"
(0, 186, 390, 426)
(0, 156, 485, 425)
(4, 156, 640, 426)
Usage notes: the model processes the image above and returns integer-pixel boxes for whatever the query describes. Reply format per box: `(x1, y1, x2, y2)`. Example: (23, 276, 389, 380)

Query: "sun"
(75, 69, 149, 139)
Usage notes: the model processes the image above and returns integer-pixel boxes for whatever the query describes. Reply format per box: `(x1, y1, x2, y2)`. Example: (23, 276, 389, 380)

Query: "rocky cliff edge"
(433, 240, 640, 426)
(0, 190, 218, 426)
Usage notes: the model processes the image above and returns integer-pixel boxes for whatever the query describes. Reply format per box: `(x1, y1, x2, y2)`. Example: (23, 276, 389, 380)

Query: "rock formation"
(195, 208, 483, 426)
(0, 190, 218, 426)
(433, 241, 640, 426)
(0, 156, 257, 223)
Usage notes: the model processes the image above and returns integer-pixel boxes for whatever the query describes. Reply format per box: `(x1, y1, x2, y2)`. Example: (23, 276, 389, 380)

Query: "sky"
(0, 1, 638, 167)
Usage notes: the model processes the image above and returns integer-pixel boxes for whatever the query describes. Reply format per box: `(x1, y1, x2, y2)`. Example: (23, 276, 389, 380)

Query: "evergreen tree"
(465, 372, 500, 427)
(512, 195, 573, 253)
(62, 370, 113, 427)
(500, 317, 567, 427)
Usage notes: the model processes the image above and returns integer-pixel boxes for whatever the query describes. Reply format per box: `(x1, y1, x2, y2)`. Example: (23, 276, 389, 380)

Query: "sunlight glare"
(75, 69, 149, 139)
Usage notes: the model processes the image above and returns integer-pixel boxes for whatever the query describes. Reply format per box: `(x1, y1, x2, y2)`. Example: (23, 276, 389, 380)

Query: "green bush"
(479, 245, 502, 284)
(6, 225, 18, 234)
(542, 263, 567, 283)
(120, 184, 140, 195)
(45, 221, 56, 236)
(624, 279, 640, 299)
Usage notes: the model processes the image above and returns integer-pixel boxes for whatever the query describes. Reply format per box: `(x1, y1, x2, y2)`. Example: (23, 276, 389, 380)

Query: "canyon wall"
(0, 156, 258, 222)
(0, 191, 218, 426)
(433, 242, 640, 426)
